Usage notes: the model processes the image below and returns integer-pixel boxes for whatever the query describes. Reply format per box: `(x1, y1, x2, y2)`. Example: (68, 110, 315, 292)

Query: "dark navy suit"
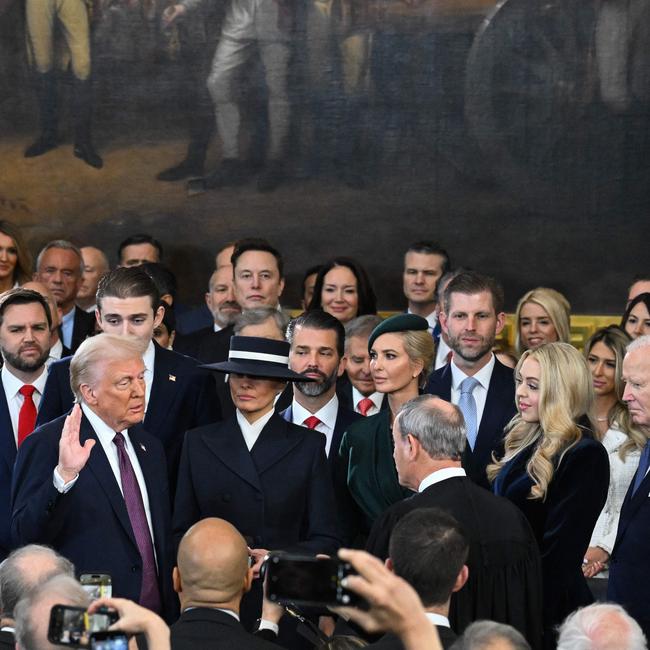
(65, 306, 96, 353)
(0, 377, 17, 561)
(608, 463, 650, 638)
(35, 344, 221, 487)
(10, 413, 177, 622)
(426, 357, 516, 487)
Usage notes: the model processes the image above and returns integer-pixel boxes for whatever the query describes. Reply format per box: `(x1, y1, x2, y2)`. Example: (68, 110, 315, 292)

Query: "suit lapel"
(616, 469, 650, 543)
(202, 418, 263, 492)
(144, 345, 176, 428)
(438, 364, 453, 401)
(250, 414, 302, 475)
(82, 416, 138, 549)
(0, 379, 16, 472)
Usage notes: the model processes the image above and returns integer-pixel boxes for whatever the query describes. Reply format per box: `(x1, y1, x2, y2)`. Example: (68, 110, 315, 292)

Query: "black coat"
(425, 358, 516, 488)
(493, 434, 609, 648)
(64, 307, 96, 353)
(0, 376, 17, 560)
(11, 414, 178, 622)
(369, 626, 457, 650)
(171, 608, 282, 650)
(366, 475, 543, 648)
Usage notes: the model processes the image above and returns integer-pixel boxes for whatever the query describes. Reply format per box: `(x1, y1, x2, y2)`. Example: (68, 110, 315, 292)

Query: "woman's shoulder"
(601, 426, 629, 453)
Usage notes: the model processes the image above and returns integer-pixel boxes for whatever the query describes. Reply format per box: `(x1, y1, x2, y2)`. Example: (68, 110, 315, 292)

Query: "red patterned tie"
(357, 398, 374, 417)
(17, 385, 37, 446)
(303, 415, 322, 430)
(113, 432, 161, 613)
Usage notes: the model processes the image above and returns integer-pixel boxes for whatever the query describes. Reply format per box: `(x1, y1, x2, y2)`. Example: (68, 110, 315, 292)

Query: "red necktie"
(303, 415, 322, 430)
(17, 385, 37, 447)
(357, 398, 374, 417)
(446, 351, 453, 364)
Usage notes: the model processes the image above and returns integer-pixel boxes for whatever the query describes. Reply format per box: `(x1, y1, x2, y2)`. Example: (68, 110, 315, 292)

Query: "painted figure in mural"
(23, 0, 103, 169)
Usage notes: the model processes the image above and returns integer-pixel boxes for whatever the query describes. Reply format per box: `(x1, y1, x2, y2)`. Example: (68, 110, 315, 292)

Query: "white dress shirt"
(53, 404, 156, 547)
(351, 386, 384, 417)
(142, 341, 156, 414)
(434, 337, 452, 370)
(60, 307, 75, 350)
(449, 355, 496, 432)
(407, 308, 438, 335)
(236, 408, 275, 451)
(418, 467, 467, 493)
(425, 612, 451, 628)
(48, 339, 64, 365)
(1, 364, 48, 446)
(291, 394, 338, 456)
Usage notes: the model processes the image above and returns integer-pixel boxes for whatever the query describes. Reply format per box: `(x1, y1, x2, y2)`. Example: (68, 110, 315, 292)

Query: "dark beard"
(2, 346, 49, 374)
(296, 367, 338, 397)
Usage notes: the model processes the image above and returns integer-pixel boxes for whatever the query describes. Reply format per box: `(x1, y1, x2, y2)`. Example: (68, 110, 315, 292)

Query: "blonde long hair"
(515, 287, 571, 356)
(487, 342, 594, 500)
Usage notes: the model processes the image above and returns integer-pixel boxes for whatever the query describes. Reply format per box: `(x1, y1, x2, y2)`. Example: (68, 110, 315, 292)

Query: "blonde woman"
(582, 327, 642, 579)
(515, 287, 571, 356)
(488, 342, 609, 649)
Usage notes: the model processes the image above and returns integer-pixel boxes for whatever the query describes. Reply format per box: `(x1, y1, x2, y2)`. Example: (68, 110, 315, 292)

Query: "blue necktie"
(458, 377, 480, 450)
(632, 440, 650, 496)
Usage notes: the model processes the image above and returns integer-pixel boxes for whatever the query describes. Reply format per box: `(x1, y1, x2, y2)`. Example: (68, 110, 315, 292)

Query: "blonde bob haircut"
(515, 287, 571, 356)
(70, 334, 147, 402)
(487, 342, 594, 501)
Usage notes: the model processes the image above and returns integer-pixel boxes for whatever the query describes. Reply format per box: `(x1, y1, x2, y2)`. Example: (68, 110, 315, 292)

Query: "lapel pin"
(140, 443, 147, 452)
(169, 374, 176, 382)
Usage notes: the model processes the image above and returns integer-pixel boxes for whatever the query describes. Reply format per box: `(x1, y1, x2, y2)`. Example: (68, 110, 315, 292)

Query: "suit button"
(132, 565, 139, 573)
(222, 493, 231, 502)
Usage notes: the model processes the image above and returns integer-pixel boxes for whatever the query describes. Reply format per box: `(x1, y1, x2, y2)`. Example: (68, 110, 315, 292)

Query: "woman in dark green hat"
(338, 314, 435, 539)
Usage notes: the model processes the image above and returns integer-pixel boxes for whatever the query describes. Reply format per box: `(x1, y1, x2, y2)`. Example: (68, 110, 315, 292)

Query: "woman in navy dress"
(489, 342, 609, 649)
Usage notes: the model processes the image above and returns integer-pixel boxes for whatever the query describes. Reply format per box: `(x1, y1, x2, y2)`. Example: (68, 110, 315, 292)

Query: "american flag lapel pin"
(169, 374, 176, 382)
(140, 442, 147, 452)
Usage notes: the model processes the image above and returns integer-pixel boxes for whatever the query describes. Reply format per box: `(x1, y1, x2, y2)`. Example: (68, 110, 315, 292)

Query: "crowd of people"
(1, 219, 650, 650)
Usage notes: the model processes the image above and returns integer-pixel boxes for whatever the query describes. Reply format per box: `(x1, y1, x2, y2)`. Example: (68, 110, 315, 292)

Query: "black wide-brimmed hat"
(200, 336, 315, 382)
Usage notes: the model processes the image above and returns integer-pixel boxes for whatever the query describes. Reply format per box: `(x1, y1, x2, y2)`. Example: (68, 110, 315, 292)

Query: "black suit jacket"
(608, 464, 650, 637)
(0, 631, 13, 650)
(11, 414, 177, 622)
(36, 344, 221, 487)
(369, 625, 456, 650)
(171, 608, 282, 650)
(336, 376, 388, 415)
(366, 476, 543, 647)
(0, 377, 17, 561)
(62, 307, 96, 353)
(425, 357, 516, 487)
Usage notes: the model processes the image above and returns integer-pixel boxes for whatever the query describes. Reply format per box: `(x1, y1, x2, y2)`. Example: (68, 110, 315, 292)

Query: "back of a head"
(177, 518, 250, 605)
(14, 574, 89, 650)
(0, 545, 74, 618)
(557, 603, 648, 650)
(388, 507, 468, 608)
(452, 621, 531, 650)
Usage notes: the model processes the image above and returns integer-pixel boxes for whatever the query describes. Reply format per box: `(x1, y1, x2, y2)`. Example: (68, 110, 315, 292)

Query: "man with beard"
(425, 272, 516, 488)
(0, 289, 52, 560)
(282, 310, 360, 474)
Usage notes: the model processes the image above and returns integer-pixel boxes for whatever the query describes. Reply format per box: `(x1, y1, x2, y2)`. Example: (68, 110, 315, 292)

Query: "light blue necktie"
(458, 376, 480, 450)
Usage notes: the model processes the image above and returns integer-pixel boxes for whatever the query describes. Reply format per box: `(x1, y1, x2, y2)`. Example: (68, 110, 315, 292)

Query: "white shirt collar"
(418, 467, 466, 493)
(49, 339, 63, 360)
(450, 353, 495, 391)
(143, 340, 156, 373)
(81, 402, 130, 443)
(1, 363, 48, 398)
(292, 394, 339, 430)
(425, 612, 450, 628)
(236, 408, 275, 451)
(213, 323, 224, 333)
(183, 607, 239, 621)
(407, 307, 437, 331)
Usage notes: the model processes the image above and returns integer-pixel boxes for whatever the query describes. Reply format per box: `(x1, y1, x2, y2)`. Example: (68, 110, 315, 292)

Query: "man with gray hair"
(14, 574, 89, 650)
(557, 603, 647, 650)
(11, 334, 177, 621)
(608, 335, 650, 638)
(0, 545, 74, 647)
(366, 395, 542, 645)
(33, 241, 95, 353)
(451, 621, 531, 650)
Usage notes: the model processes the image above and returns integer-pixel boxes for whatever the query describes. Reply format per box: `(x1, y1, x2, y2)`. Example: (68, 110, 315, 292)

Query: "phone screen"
(48, 605, 118, 647)
(90, 633, 129, 650)
(80, 574, 113, 600)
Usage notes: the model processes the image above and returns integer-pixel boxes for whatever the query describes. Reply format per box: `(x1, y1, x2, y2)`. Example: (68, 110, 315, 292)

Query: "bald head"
(175, 518, 251, 609)
(22, 281, 61, 329)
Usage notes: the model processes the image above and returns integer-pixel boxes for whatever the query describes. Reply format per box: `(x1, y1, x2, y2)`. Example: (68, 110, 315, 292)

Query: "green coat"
(339, 409, 412, 535)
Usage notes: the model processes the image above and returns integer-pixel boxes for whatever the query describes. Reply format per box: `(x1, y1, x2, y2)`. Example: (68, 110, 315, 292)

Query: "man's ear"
(172, 566, 182, 594)
(406, 433, 420, 461)
(243, 566, 254, 594)
(80, 383, 96, 406)
(153, 304, 165, 329)
(452, 565, 469, 593)
(337, 356, 347, 377)
(439, 311, 448, 336)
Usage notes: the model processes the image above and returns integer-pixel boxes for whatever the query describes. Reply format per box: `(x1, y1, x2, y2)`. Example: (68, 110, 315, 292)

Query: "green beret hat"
(368, 314, 429, 351)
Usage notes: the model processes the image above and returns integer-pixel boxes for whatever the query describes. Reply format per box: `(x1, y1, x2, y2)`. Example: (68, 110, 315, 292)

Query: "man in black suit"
(36, 266, 221, 487)
(366, 508, 466, 650)
(0, 544, 75, 648)
(608, 335, 650, 638)
(366, 395, 542, 645)
(425, 271, 515, 487)
(0, 289, 53, 561)
(281, 310, 361, 470)
(33, 241, 95, 354)
(12, 334, 177, 620)
(171, 517, 282, 650)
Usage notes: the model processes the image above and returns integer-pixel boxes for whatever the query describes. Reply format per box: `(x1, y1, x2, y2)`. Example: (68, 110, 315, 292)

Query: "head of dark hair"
(388, 507, 468, 607)
(405, 241, 451, 274)
(443, 271, 504, 315)
(0, 220, 33, 285)
(96, 267, 160, 313)
(308, 257, 377, 316)
(0, 288, 52, 329)
(302, 265, 323, 290)
(287, 310, 346, 357)
(140, 262, 177, 299)
(117, 233, 163, 262)
(622, 292, 650, 329)
(231, 238, 284, 278)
